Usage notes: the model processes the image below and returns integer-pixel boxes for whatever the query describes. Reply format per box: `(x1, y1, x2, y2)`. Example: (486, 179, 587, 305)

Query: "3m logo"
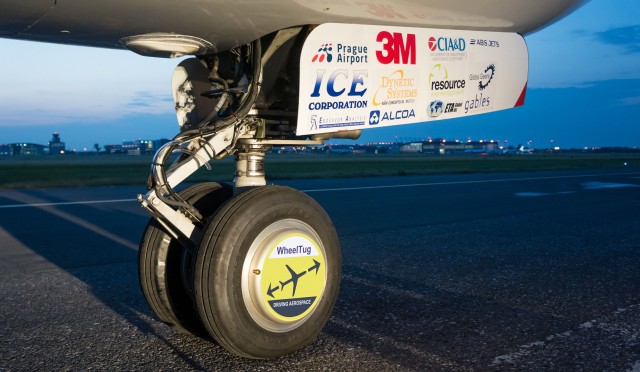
(376, 31, 416, 65)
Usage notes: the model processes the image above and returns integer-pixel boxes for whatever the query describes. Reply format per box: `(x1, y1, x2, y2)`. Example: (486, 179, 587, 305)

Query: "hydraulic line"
(148, 40, 263, 223)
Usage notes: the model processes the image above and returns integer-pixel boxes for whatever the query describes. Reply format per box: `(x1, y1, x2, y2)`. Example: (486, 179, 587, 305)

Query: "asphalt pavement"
(1, 169, 640, 371)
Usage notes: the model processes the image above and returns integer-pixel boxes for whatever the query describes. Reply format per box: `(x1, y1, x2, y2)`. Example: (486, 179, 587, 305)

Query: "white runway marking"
(581, 181, 639, 190)
(491, 303, 640, 367)
(301, 172, 640, 193)
(0, 198, 135, 209)
(1, 171, 638, 208)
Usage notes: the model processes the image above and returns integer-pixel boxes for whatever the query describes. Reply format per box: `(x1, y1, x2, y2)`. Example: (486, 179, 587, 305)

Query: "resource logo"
(428, 64, 466, 95)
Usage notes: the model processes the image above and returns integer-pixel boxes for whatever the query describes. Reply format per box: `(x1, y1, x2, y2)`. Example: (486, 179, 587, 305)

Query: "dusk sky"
(0, 0, 638, 151)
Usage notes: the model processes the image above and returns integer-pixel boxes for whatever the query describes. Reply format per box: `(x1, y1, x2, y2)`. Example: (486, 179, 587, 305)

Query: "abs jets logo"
(312, 43, 333, 63)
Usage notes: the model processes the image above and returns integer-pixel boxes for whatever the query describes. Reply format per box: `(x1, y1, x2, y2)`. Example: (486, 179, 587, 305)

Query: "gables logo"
(312, 43, 333, 63)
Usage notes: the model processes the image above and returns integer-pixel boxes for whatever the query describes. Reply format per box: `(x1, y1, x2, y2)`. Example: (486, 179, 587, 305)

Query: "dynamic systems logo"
(312, 43, 333, 63)
(372, 69, 417, 106)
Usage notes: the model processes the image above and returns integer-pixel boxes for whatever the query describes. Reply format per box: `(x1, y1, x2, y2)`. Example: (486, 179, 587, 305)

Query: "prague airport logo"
(369, 110, 381, 125)
(312, 43, 333, 63)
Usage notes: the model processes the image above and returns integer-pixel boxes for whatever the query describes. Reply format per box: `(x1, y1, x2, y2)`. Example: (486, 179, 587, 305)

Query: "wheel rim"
(242, 219, 328, 333)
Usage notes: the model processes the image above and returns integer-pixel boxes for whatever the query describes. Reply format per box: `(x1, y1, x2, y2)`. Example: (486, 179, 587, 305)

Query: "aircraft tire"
(138, 182, 232, 335)
(194, 186, 341, 359)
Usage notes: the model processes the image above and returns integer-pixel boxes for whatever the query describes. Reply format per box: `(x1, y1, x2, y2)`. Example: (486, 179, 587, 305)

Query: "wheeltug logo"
(312, 43, 333, 63)
(261, 234, 327, 321)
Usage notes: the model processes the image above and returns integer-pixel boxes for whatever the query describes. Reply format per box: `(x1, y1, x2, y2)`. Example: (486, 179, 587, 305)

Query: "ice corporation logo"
(312, 43, 333, 63)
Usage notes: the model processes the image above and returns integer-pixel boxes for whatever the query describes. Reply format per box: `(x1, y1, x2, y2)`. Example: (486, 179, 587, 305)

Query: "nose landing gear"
(137, 31, 345, 358)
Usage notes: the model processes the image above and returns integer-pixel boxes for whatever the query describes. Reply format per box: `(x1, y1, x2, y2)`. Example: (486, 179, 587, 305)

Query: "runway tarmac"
(1, 169, 640, 370)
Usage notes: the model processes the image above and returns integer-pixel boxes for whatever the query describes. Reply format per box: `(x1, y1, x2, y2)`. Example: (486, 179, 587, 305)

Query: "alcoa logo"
(428, 37, 467, 52)
(369, 110, 380, 125)
(312, 43, 333, 63)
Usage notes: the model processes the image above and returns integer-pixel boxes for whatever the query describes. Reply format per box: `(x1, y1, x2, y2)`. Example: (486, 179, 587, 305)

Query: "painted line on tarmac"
(301, 171, 640, 193)
(491, 302, 640, 367)
(2, 171, 638, 208)
(0, 198, 136, 209)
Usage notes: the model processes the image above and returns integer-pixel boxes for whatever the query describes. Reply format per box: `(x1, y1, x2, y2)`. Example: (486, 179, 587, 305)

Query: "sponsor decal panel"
(297, 23, 528, 135)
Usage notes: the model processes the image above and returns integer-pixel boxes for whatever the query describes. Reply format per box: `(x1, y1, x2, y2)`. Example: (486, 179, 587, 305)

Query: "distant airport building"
(1, 143, 47, 156)
(122, 140, 153, 155)
(104, 144, 124, 154)
(122, 139, 171, 155)
(48, 132, 66, 155)
(400, 140, 500, 154)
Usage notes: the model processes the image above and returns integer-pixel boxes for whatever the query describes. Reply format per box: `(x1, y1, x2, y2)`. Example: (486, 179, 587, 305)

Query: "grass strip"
(0, 153, 638, 189)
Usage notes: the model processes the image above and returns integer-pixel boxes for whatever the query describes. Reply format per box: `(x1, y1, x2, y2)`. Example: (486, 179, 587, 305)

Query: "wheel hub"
(243, 219, 328, 332)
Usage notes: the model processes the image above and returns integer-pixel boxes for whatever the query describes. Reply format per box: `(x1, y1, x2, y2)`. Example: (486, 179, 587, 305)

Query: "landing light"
(121, 33, 213, 58)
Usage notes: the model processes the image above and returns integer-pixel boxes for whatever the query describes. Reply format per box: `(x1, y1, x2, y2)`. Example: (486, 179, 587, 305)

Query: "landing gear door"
(296, 23, 528, 136)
